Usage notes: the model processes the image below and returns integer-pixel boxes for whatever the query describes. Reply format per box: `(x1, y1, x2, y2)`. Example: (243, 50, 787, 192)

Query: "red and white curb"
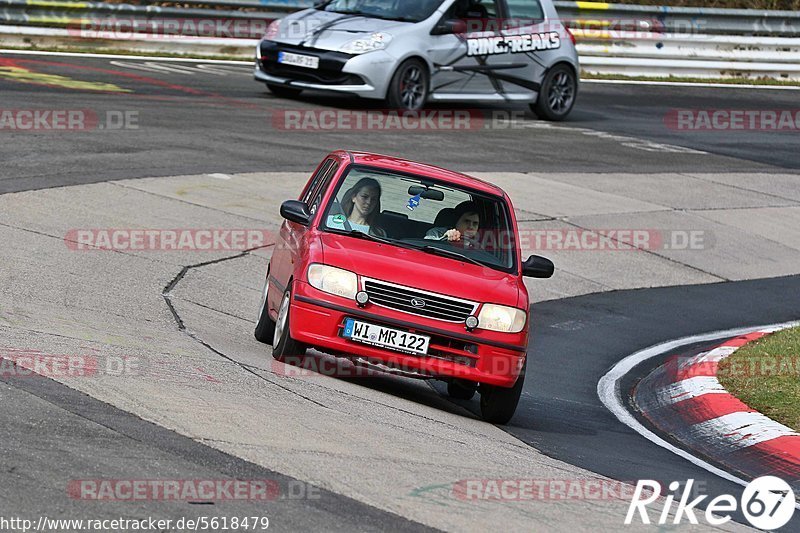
(598, 321, 800, 509)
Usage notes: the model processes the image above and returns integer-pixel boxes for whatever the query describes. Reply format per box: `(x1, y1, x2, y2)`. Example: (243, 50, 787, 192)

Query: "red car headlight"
(307, 264, 358, 300)
(477, 304, 527, 333)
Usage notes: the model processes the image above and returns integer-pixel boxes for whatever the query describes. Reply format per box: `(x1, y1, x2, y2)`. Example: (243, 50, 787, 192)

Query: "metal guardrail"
(575, 33, 800, 78)
(554, 1, 800, 37)
(1, 0, 799, 79)
(0, 0, 289, 34)
(576, 31, 800, 63)
(3, 0, 800, 36)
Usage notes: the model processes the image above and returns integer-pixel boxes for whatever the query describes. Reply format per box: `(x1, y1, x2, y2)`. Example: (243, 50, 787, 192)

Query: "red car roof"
(336, 150, 507, 198)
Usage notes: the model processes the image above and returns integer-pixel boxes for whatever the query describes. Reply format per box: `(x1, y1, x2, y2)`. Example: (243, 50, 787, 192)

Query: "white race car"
(255, 0, 580, 120)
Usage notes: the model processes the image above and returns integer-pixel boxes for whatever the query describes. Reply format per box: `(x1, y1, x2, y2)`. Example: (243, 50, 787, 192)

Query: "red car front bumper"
(288, 280, 527, 388)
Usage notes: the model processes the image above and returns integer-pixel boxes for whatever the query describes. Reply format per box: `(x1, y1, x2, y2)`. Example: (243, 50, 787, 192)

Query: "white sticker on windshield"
(329, 214, 347, 227)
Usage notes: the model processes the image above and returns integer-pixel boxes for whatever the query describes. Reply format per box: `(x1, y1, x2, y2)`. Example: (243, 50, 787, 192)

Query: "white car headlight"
(307, 264, 358, 299)
(340, 32, 392, 54)
(477, 304, 527, 333)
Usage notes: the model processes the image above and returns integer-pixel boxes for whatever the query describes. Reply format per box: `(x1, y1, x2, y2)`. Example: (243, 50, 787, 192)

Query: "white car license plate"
(278, 51, 319, 70)
(343, 318, 430, 356)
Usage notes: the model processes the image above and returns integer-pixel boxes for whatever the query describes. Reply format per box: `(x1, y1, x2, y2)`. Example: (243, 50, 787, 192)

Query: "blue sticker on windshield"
(407, 194, 421, 211)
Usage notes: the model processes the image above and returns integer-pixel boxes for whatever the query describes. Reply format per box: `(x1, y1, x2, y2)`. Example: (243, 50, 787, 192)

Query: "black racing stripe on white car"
(482, 72, 542, 92)
(474, 54, 506, 94)
(449, 63, 529, 72)
(432, 52, 542, 94)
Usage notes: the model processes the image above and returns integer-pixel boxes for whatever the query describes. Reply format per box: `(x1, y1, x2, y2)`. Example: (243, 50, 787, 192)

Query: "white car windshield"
(321, 165, 517, 273)
(320, 0, 444, 22)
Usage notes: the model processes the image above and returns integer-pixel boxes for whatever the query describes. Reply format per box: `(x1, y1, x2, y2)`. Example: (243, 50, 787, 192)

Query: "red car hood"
(318, 233, 520, 308)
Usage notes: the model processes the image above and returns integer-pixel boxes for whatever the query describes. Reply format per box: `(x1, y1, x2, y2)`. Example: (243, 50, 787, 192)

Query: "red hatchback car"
(255, 151, 553, 423)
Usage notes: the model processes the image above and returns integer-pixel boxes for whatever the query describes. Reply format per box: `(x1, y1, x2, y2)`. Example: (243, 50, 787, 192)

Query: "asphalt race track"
(1, 52, 799, 194)
(501, 276, 800, 529)
(1, 51, 800, 531)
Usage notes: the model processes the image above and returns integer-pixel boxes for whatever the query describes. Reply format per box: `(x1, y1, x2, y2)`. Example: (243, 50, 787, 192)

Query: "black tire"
(479, 360, 526, 424)
(254, 275, 276, 344)
(447, 380, 477, 401)
(531, 64, 577, 121)
(386, 59, 429, 111)
(267, 83, 303, 99)
(271, 285, 307, 360)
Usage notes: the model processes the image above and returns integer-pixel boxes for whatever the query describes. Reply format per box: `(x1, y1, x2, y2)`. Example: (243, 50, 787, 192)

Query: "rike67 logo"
(626, 477, 795, 530)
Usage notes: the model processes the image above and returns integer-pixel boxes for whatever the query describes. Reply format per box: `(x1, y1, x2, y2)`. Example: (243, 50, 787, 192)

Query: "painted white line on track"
(517, 120, 707, 154)
(108, 60, 249, 76)
(597, 319, 800, 510)
(584, 79, 800, 91)
(0, 49, 251, 64)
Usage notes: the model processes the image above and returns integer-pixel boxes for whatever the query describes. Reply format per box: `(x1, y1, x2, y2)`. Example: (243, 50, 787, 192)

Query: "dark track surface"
(2, 51, 800, 530)
(1, 52, 798, 193)
(512, 276, 800, 529)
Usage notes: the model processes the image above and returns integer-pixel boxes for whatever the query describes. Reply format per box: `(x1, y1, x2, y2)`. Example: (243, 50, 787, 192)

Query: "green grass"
(718, 327, 800, 431)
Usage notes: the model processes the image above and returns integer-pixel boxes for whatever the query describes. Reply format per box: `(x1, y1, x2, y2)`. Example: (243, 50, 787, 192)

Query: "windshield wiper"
(378, 15, 417, 22)
(421, 245, 485, 268)
(365, 13, 416, 21)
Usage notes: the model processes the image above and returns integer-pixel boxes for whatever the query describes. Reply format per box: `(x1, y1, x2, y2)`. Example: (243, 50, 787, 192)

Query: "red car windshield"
(320, 165, 517, 272)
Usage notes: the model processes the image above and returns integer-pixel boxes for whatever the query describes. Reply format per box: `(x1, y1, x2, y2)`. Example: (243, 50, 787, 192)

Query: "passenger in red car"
(331, 177, 387, 237)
